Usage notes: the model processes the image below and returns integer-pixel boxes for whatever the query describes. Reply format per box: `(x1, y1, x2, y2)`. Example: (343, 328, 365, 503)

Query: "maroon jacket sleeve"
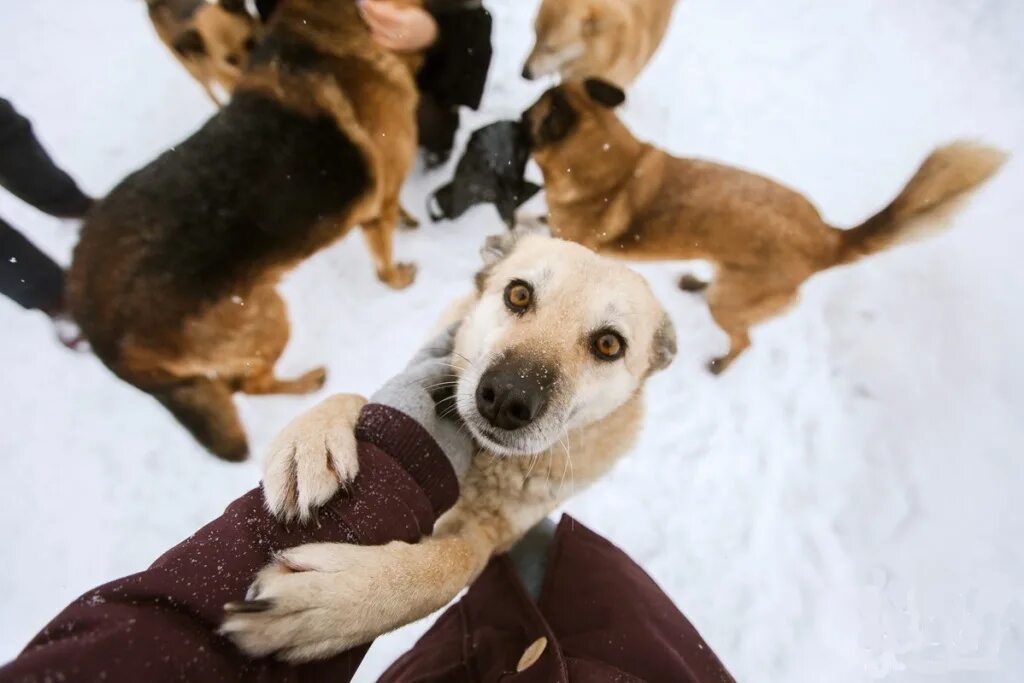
(0, 404, 458, 683)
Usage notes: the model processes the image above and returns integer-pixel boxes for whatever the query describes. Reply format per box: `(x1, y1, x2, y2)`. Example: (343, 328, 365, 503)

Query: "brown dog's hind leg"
(361, 205, 416, 289)
(156, 379, 248, 461)
(706, 329, 751, 375)
(705, 271, 799, 375)
(399, 205, 420, 230)
(240, 367, 327, 395)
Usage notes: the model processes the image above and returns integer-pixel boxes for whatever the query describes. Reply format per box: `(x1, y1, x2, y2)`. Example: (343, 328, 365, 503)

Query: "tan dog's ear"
(219, 0, 249, 15)
(648, 314, 677, 375)
(584, 78, 626, 108)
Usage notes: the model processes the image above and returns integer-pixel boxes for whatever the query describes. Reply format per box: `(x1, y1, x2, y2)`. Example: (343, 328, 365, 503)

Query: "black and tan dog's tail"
(155, 379, 249, 462)
(835, 141, 1007, 266)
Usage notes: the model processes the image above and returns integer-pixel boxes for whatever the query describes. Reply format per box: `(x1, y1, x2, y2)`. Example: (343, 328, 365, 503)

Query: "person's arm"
(0, 334, 468, 683)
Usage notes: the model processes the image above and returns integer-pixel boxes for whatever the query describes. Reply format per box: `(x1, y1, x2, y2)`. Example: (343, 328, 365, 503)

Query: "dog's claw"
(224, 599, 274, 614)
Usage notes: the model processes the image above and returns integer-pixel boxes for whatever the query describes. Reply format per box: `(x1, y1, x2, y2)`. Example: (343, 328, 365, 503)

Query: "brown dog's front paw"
(381, 262, 417, 289)
(399, 207, 420, 230)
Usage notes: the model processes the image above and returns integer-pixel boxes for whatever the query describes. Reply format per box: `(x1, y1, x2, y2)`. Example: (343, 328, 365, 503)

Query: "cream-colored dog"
(221, 232, 677, 661)
(522, 0, 678, 87)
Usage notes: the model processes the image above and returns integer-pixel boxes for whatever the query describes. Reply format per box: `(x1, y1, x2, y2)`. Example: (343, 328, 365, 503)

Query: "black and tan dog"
(70, 0, 425, 460)
(524, 79, 1006, 373)
(147, 0, 261, 106)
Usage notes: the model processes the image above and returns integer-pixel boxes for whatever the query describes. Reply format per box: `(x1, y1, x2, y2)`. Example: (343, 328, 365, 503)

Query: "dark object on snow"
(428, 120, 541, 228)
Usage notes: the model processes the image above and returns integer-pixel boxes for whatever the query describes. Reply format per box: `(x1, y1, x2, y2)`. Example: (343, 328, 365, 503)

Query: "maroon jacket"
(0, 405, 732, 683)
(0, 404, 458, 683)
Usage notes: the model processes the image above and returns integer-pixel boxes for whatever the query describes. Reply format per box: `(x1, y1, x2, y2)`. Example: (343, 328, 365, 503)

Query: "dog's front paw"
(262, 394, 367, 522)
(380, 262, 417, 289)
(222, 543, 390, 662)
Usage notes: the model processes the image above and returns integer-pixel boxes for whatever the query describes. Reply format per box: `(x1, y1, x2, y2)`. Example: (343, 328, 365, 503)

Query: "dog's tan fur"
(70, 0, 424, 460)
(525, 81, 1007, 372)
(524, 0, 677, 86)
(221, 233, 677, 661)
(148, 0, 261, 106)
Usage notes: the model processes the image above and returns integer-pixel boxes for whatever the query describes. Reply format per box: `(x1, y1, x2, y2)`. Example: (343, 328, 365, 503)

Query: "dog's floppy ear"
(172, 28, 206, 57)
(219, 0, 249, 15)
(648, 314, 677, 375)
(584, 78, 626, 108)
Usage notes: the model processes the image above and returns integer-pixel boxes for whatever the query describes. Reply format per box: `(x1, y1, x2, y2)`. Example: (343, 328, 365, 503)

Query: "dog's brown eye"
(244, 38, 257, 52)
(504, 281, 533, 313)
(226, 54, 241, 66)
(591, 330, 625, 361)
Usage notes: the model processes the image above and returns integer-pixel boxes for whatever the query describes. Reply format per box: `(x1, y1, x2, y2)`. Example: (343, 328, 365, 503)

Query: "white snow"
(1, 1, 1023, 681)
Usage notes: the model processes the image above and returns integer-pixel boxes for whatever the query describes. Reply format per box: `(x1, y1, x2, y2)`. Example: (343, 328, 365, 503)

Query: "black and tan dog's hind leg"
(361, 201, 417, 289)
(399, 205, 420, 229)
(238, 368, 327, 395)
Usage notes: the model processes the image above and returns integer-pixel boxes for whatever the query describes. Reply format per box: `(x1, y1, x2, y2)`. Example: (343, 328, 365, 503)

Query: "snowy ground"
(2, 1, 1023, 680)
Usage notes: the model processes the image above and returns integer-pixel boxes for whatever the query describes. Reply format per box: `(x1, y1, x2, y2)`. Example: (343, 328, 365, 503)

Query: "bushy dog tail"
(835, 141, 1006, 266)
(155, 379, 249, 462)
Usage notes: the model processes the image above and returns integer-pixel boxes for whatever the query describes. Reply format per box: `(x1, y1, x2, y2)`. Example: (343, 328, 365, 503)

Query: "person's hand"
(358, 0, 439, 52)
(370, 323, 473, 478)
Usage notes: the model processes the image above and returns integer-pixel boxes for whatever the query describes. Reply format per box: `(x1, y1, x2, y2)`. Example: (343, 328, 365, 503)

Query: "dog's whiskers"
(421, 379, 461, 392)
(556, 429, 575, 499)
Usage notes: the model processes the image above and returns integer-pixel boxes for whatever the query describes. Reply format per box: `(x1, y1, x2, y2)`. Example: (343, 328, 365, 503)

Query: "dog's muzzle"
(474, 354, 557, 432)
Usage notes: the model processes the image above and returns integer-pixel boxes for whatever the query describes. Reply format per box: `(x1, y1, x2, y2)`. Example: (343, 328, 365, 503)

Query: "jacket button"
(516, 636, 548, 672)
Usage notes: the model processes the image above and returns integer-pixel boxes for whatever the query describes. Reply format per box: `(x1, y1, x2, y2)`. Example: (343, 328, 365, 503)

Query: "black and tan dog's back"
(70, 0, 424, 460)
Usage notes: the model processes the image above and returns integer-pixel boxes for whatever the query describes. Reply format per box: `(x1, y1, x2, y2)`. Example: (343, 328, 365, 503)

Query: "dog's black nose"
(521, 64, 534, 80)
(476, 366, 549, 430)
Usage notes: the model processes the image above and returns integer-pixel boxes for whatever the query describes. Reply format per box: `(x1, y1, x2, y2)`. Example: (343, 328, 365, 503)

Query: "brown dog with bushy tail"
(70, 0, 424, 460)
(524, 79, 1007, 372)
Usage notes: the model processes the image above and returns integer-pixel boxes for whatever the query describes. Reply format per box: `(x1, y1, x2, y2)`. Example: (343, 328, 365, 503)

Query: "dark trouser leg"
(416, 94, 460, 169)
(0, 98, 92, 218)
(0, 216, 64, 313)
